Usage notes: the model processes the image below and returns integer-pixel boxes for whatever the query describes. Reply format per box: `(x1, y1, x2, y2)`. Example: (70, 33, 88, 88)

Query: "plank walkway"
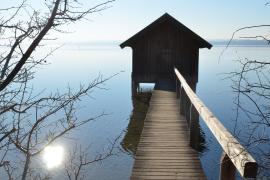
(131, 83, 205, 179)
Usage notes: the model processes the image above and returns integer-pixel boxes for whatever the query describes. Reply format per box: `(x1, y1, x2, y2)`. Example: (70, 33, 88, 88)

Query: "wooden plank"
(174, 68, 258, 178)
(131, 87, 205, 179)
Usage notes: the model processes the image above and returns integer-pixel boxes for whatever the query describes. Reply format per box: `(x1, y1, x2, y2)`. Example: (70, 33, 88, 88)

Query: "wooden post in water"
(220, 153, 236, 180)
(132, 80, 139, 96)
(189, 104, 200, 150)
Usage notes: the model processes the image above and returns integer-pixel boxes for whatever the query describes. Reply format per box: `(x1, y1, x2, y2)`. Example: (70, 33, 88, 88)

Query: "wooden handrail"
(174, 67, 258, 178)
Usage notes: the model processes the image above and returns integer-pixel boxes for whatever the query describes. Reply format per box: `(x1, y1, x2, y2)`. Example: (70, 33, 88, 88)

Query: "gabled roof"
(120, 13, 212, 49)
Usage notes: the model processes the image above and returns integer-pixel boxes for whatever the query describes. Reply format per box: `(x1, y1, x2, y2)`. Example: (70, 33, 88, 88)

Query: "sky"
(65, 0, 270, 42)
(2, 0, 270, 42)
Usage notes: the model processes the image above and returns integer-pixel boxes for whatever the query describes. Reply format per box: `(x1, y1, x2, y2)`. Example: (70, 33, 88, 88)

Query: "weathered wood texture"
(130, 23, 199, 82)
(130, 89, 205, 180)
(220, 153, 236, 180)
(121, 13, 212, 83)
(174, 68, 258, 178)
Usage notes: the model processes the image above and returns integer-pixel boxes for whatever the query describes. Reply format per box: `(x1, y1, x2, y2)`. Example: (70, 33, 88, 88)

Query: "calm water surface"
(22, 43, 270, 179)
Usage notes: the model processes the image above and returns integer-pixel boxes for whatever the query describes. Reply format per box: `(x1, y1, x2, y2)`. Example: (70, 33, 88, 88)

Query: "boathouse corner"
(120, 13, 212, 88)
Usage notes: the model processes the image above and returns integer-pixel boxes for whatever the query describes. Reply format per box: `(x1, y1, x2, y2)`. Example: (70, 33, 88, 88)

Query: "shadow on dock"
(121, 91, 152, 155)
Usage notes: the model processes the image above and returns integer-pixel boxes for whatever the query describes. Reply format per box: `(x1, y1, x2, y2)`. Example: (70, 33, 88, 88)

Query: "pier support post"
(180, 89, 191, 125)
(132, 80, 139, 96)
(220, 152, 235, 180)
(185, 97, 191, 126)
(180, 88, 186, 116)
(189, 104, 200, 149)
(176, 79, 180, 99)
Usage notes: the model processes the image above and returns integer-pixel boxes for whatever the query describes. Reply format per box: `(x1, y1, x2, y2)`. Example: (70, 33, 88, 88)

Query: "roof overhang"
(120, 13, 212, 49)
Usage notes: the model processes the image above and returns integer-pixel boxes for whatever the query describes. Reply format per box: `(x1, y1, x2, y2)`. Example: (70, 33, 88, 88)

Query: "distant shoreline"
(49, 39, 270, 48)
(209, 39, 270, 47)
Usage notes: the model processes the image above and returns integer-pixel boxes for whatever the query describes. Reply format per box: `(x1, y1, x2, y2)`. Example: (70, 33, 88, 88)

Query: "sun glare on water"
(43, 145, 64, 169)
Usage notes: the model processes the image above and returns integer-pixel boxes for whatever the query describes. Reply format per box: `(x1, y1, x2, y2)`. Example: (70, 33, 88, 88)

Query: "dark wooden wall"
(131, 21, 199, 83)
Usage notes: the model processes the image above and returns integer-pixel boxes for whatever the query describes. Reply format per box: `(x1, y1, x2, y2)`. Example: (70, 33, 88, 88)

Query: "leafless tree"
(224, 3, 270, 176)
(64, 135, 121, 180)
(0, 0, 117, 179)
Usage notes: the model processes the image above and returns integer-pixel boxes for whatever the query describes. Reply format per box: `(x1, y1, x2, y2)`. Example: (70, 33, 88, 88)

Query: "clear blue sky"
(3, 0, 270, 42)
(66, 0, 270, 42)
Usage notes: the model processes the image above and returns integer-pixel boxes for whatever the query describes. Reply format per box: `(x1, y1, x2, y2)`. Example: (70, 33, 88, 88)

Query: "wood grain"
(174, 68, 257, 178)
(131, 89, 205, 180)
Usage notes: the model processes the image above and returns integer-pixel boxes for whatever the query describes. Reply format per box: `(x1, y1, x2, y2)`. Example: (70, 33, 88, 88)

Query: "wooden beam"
(174, 68, 258, 178)
(189, 104, 200, 150)
(220, 152, 235, 180)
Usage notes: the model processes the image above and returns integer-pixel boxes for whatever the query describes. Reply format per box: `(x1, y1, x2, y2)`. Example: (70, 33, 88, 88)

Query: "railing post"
(180, 87, 187, 117)
(189, 104, 200, 149)
(220, 152, 235, 180)
(176, 79, 180, 99)
(179, 85, 182, 114)
(185, 96, 191, 126)
(180, 87, 185, 116)
(180, 88, 191, 126)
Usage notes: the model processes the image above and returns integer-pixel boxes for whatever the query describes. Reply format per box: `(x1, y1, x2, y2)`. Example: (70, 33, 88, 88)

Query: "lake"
(3, 42, 270, 179)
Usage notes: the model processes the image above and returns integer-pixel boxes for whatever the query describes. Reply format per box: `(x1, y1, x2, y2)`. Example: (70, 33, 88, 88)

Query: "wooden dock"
(130, 70, 258, 179)
(131, 81, 205, 179)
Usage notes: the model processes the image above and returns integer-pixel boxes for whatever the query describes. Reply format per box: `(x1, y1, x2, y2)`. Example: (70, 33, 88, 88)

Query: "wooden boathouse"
(120, 13, 211, 93)
(120, 13, 258, 179)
